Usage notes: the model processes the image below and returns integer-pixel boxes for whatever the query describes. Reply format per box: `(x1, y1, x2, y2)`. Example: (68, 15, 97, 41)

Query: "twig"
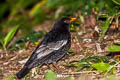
(60, 71, 97, 75)
(38, 71, 97, 76)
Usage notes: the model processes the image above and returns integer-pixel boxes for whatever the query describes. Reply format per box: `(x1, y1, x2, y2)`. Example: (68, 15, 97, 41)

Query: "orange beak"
(70, 17, 77, 22)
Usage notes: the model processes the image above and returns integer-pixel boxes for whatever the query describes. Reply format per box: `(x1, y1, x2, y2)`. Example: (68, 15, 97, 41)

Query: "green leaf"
(67, 49, 73, 53)
(99, 18, 110, 39)
(110, 67, 116, 74)
(99, 14, 108, 19)
(45, 70, 57, 80)
(68, 61, 89, 70)
(3, 74, 15, 80)
(107, 45, 120, 52)
(70, 24, 76, 31)
(3, 25, 20, 49)
(91, 62, 110, 71)
(112, 0, 120, 5)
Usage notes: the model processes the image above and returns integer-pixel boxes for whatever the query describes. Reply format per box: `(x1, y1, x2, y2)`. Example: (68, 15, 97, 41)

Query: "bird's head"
(53, 17, 77, 31)
(57, 17, 76, 25)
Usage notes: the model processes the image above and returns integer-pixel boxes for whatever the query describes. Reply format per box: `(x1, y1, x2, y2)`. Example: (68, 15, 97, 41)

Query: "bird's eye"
(64, 20, 70, 23)
(64, 20, 67, 23)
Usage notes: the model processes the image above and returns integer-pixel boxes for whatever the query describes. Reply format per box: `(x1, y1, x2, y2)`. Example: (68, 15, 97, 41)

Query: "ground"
(0, 17, 120, 80)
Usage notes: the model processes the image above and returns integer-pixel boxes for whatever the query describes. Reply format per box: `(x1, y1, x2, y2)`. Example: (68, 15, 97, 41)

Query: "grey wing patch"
(47, 40, 67, 50)
(36, 40, 67, 59)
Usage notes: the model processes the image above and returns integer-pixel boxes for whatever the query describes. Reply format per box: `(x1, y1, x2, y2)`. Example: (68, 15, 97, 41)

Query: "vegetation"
(0, 0, 120, 80)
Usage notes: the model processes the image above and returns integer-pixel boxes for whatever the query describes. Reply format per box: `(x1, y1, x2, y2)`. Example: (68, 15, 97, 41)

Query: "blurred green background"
(0, 0, 119, 50)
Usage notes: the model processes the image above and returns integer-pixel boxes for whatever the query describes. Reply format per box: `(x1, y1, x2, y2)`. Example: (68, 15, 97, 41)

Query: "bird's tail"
(16, 66, 31, 79)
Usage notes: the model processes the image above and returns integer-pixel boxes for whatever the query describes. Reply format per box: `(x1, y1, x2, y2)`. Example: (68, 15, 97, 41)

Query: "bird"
(16, 17, 76, 79)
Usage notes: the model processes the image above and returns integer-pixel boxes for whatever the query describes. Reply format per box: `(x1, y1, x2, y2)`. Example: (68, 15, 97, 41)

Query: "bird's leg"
(52, 64, 62, 73)
(46, 64, 51, 70)
(52, 64, 59, 70)
(46, 64, 58, 73)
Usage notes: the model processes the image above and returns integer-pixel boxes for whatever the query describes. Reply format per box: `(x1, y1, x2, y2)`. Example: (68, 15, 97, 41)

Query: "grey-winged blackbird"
(16, 17, 76, 79)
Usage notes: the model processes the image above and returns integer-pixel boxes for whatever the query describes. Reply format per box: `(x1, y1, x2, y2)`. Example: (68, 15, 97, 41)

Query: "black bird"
(16, 17, 76, 79)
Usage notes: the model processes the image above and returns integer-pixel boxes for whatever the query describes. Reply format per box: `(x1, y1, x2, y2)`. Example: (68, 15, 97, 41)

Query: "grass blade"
(3, 24, 20, 49)
(99, 18, 110, 40)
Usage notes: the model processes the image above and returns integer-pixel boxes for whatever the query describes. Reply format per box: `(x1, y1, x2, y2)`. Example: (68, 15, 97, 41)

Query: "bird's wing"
(24, 39, 68, 68)
(24, 39, 67, 66)
(36, 40, 67, 59)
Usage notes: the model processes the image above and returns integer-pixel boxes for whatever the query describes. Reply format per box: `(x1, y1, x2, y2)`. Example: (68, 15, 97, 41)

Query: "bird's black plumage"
(16, 17, 74, 79)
